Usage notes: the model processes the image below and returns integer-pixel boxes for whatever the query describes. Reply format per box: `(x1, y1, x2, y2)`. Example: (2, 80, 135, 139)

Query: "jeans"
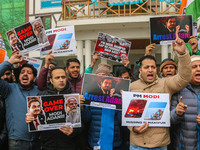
(9, 139, 41, 150)
(130, 144, 167, 150)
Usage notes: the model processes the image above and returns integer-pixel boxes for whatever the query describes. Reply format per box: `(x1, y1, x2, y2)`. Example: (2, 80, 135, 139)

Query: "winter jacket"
(82, 65, 122, 148)
(170, 84, 200, 150)
(0, 61, 40, 141)
(38, 82, 81, 150)
(82, 106, 122, 148)
(128, 51, 192, 148)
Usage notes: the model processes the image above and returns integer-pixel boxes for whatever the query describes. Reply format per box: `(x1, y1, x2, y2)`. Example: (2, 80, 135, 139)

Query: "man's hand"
(185, 25, 190, 33)
(80, 95, 85, 110)
(8, 50, 23, 65)
(133, 122, 149, 134)
(188, 36, 198, 53)
(90, 53, 100, 68)
(176, 25, 180, 33)
(196, 115, 200, 125)
(176, 96, 187, 116)
(122, 58, 130, 67)
(110, 88, 115, 97)
(44, 51, 55, 69)
(145, 43, 155, 56)
(59, 125, 73, 136)
(25, 113, 34, 124)
(66, 106, 71, 114)
(172, 31, 186, 55)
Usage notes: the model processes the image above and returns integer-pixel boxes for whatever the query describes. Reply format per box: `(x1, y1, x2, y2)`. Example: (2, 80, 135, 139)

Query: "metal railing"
(62, 0, 181, 20)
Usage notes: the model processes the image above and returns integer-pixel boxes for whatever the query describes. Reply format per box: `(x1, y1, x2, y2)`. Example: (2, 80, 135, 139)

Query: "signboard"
(122, 92, 170, 127)
(27, 94, 81, 132)
(40, 26, 76, 58)
(94, 32, 131, 63)
(6, 18, 49, 54)
(150, 15, 193, 45)
(82, 73, 130, 110)
(41, 0, 62, 8)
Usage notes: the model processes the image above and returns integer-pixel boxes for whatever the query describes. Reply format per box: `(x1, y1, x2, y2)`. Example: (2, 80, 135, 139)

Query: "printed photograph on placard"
(94, 32, 131, 63)
(150, 15, 193, 45)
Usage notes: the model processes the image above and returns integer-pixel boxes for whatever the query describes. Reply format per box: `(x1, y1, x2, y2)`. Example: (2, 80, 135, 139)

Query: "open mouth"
(147, 74, 153, 80)
(22, 77, 29, 83)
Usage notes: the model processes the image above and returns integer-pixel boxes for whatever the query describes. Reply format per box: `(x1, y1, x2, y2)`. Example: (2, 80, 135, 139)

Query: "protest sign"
(122, 91, 170, 127)
(82, 73, 130, 110)
(6, 18, 49, 54)
(150, 15, 193, 45)
(20, 56, 43, 77)
(94, 32, 131, 63)
(40, 26, 76, 58)
(27, 94, 81, 132)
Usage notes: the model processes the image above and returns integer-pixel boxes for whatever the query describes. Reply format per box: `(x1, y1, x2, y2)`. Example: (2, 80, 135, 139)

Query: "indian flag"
(0, 34, 9, 63)
(186, 0, 200, 22)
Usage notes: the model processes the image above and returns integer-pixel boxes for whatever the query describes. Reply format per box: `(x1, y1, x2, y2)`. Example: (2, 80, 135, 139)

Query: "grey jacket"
(170, 84, 200, 150)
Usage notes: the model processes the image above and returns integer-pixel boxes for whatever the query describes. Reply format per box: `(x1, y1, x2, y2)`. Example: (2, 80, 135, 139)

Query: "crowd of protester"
(0, 33, 200, 150)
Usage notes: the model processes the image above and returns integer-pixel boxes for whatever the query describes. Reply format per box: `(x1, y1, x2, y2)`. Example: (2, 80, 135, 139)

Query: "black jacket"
(0, 96, 8, 150)
(38, 82, 80, 150)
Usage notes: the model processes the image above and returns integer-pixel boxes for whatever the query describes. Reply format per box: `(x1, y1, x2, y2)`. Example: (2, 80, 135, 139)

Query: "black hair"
(28, 96, 41, 108)
(116, 66, 132, 77)
(101, 76, 114, 83)
(20, 63, 37, 77)
(166, 16, 176, 23)
(49, 66, 65, 79)
(66, 58, 80, 68)
(50, 60, 57, 66)
(139, 55, 157, 67)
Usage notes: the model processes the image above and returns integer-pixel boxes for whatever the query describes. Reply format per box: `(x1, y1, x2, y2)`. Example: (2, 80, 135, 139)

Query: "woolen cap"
(160, 58, 177, 72)
(95, 63, 111, 75)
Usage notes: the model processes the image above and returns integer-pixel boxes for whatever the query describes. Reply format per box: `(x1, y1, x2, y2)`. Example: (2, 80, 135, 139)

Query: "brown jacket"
(128, 51, 192, 148)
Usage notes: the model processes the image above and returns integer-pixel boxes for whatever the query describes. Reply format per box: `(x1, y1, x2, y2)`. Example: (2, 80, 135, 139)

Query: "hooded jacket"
(38, 82, 80, 150)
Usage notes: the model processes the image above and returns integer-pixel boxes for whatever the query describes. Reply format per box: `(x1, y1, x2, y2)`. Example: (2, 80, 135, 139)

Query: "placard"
(82, 73, 130, 110)
(27, 94, 81, 132)
(94, 32, 131, 63)
(40, 26, 76, 58)
(150, 15, 193, 45)
(122, 92, 170, 127)
(6, 18, 49, 54)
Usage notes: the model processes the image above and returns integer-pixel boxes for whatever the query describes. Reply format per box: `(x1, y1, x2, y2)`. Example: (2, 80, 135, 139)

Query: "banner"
(20, 56, 43, 77)
(41, 0, 62, 8)
(27, 94, 81, 132)
(6, 18, 49, 54)
(82, 73, 130, 110)
(150, 15, 193, 45)
(94, 32, 131, 63)
(40, 26, 76, 58)
(122, 92, 170, 127)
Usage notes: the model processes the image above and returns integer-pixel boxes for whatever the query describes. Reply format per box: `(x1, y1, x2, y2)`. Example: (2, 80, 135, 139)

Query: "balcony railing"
(62, 0, 181, 20)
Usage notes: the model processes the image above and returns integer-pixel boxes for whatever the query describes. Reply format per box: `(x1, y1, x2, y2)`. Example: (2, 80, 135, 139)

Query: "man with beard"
(33, 21, 48, 44)
(0, 50, 40, 150)
(28, 97, 45, 131)
(26, 66, 80, 150)
(65, 97, 80, 124)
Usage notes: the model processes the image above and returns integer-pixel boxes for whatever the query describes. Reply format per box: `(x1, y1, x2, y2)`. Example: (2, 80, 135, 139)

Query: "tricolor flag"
(0, 34, 9, 63)
(180, 0, 200, 22)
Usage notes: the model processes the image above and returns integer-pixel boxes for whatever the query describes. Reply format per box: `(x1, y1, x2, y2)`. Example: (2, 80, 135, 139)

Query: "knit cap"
(191, 55, 200, 62)
(95, 63, 111, 75)
(160, 58, 177, 72)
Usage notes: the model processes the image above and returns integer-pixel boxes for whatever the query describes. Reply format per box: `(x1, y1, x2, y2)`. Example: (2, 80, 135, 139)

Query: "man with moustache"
(33, 21, 48, 44)
(28, 97, 45, 131)
(170, 55, 200, 150)
(65, 97, 80, 124)
(129, 35, 192, 150)
(1, 66, 13, 83)
(26, 66, 80, 150)
(0, 50, 40, 150)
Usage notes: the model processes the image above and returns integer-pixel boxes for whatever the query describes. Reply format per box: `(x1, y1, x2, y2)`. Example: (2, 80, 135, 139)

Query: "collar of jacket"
(18, 83, 35, 91)
(139, 73, 159, 90)
(46, 82, 72, 95)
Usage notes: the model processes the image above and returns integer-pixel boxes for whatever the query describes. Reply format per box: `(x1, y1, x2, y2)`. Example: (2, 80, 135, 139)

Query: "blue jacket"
(82, 106, 122, 148)
(83, 65, 122, 148)
(170, 84, 200, 150)
(0, 61, 40, 141)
